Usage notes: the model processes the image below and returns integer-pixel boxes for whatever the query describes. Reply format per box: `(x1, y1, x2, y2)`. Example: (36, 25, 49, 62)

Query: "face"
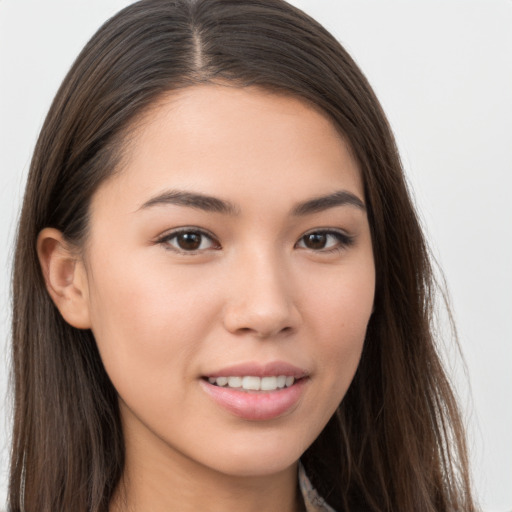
(81, 85, 375, 478)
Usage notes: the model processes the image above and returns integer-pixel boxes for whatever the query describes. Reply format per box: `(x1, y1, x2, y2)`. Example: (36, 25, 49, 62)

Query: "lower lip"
(200, 378, 307, 421)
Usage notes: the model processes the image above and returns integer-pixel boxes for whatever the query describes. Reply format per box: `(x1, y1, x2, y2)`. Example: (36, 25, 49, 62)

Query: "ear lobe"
(37, 228, 91, 329)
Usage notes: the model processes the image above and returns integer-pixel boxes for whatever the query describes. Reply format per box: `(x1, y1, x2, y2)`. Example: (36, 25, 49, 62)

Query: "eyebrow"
(291, 190, 366, 215)
(139, 189, 366, 215)
(139, 190, 240, 215)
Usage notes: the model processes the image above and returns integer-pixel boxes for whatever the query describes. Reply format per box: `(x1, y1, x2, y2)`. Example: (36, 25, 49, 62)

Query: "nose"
(222, 251, 300, 339)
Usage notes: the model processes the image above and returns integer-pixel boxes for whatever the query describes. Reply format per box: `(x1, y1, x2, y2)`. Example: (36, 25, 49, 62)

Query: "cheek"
(303, 261, 374, 393)
(85, 254, 222, 392)
(279, 264, 374, 452)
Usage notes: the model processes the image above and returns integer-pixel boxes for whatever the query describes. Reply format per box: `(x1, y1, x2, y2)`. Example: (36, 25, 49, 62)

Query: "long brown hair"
(9, 1, 477, 510)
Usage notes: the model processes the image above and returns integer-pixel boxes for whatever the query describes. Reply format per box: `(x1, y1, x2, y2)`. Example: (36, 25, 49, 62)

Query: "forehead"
(94, 84, 363, 213)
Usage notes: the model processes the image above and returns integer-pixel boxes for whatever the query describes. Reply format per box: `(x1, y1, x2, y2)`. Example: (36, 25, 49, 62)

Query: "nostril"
(241, 325, 294, 339)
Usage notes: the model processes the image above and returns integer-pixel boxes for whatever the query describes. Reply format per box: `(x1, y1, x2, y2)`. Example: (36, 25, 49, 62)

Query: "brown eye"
(296, 230, 354, 252)
(303, 233, 328, 250)
(176, 232, 202, 251)
(160, 229, 219, 253)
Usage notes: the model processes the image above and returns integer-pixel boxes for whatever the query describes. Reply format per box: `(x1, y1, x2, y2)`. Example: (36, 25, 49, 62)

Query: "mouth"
(200, 362, 309, 421)
(204, 375, 298, 392)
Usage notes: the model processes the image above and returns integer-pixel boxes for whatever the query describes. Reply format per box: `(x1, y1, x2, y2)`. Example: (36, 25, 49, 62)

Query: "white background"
(0, 1, 511, 510)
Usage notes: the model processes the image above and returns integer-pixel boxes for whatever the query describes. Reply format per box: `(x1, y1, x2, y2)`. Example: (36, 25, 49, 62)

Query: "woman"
(8, 0, 477, 511)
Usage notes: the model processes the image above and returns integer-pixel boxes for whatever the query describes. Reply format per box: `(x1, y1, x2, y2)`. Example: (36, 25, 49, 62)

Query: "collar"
(298, 462, 337, 512)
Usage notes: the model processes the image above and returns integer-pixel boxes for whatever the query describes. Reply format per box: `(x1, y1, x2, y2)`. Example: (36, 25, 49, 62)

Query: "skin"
(38, 85, 375, 512)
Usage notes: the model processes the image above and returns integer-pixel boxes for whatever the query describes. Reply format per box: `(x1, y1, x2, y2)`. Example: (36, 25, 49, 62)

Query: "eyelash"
(296, 229, 355, 254)
(156, 228, 220, 254)
(156, 228, 355, 255)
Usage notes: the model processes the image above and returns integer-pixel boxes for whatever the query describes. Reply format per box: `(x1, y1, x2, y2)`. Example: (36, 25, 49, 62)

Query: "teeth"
(242, 376, 260, 390)
(216, 376, 228, 386)
(276, 375, 286, 388)
(207, 375, 296, 391)
(228, 376, 242, 388)
(260, 376, 277, 391)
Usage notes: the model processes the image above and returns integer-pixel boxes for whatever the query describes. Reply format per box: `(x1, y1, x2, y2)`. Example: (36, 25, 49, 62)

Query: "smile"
(207, 375, 295, 391)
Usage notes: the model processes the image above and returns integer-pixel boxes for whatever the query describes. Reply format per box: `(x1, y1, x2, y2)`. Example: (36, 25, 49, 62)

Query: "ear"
(37, 228, 91, 329)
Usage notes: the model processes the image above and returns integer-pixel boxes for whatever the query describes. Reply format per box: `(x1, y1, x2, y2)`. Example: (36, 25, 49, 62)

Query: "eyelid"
(295, 228, 355, 252)
(155, 226, 221, 254)
(154, 226, 354, 255)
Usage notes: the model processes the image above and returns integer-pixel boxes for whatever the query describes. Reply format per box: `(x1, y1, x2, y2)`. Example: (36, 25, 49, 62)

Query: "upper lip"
(203, 361, 309, 379)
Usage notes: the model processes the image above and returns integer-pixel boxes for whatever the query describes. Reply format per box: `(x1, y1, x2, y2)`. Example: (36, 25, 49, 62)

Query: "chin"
(193, 431, 309, 478)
